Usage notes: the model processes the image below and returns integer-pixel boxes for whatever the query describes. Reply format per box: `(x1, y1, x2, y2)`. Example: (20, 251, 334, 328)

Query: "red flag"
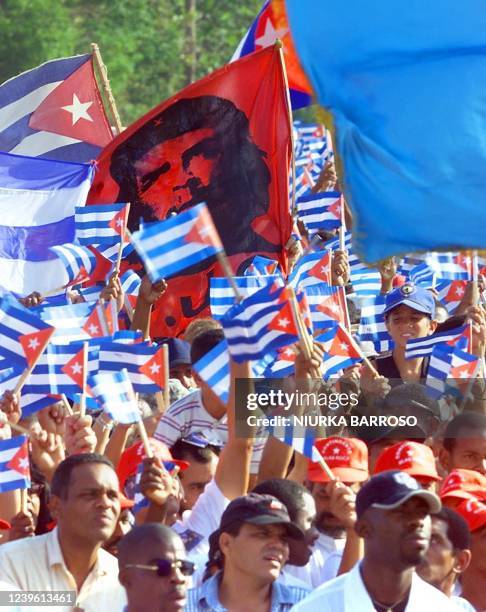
(88, 46, 292, 337)
(139, 347, 166, 387)
(19, 327, 55, 367)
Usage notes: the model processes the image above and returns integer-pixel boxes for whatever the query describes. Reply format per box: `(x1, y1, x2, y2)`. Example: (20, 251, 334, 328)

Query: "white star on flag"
(149, 363, 161, 374)
(454, 287, 465, 297)
(62, 94, 94, 125)
(277, 317, 290, 329)
(255, 18, 288, 48)
(340, 343, 349, 351)
(88, 324, 99, 335)
(116, 218, 124, 227)
(28, 337, 40, 350)
(71, 362, 82, 375)
(18, 457, 30, 470)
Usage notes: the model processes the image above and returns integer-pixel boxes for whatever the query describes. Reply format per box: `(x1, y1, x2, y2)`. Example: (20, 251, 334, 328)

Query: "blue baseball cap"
(356, 471, 441, 519)
(383, 283, 436, 318)
(167, 338, 191, 367)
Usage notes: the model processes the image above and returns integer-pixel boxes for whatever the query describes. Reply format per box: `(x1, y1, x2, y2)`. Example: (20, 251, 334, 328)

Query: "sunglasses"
(125, 559, 195, 577)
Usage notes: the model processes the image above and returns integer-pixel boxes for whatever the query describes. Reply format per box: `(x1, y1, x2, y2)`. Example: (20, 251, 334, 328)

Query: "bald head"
(118, 523, 182, 567)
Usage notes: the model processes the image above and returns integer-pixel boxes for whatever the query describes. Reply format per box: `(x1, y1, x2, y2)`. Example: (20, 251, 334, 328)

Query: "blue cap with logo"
(356, 471, 441, 519)
(383, 283, 436, 318)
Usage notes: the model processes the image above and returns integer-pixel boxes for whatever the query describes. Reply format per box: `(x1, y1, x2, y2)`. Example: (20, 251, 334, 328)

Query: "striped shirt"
(185, 571, 310, 611)
(154, 389, 267, 473)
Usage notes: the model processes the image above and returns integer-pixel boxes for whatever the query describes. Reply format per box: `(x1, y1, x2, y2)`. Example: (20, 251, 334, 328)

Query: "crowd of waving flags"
(0, 2, 486, 487)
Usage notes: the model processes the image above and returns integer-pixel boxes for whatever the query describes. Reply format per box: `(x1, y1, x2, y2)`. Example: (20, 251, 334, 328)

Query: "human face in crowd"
(103, 508, 133, 557)
(179, 453, 218, 511)
(134, 128, 219, 218)
(442, 433, 486, 475)
(52, 463, 120, 545)
(360, 497, 432, 568)
(122, 537, 189, 612)
(385, 305, 437, 349)
(169, 364, 195, 390)
(220, 523, 290, 582)
(289, 492, 319, 566)
(417, 516, 470, 594)
(311, 481, 360, 538)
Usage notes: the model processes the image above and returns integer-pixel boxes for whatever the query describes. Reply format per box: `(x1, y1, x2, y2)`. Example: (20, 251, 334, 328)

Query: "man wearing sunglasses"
(118, 523, 194, 612)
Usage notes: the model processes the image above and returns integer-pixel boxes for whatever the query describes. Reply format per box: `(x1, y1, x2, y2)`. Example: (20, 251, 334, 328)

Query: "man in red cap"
(305, 436, 369, 586)
(455, 498, 486, 611)
(440, 469, 486, 509)
(373, 441, 441, 491)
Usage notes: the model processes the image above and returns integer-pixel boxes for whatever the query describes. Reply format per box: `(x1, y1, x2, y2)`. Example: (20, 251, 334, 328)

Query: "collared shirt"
(185, 571, 309, 611)
(291, 563, 458, 612)
(0, 527, 126, 612)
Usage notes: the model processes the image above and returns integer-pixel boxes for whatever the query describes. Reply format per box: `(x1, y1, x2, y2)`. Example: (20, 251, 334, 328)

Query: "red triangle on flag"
(317, 291, 346, 324)
(445, 280, 467, 302)
(6, 440, 30, 478)
(69, 266, 89, 287)
(29, 57, 112, 147)
(61, 347, 86, 389)
(109, 205, 128, 237)
(455, 254, 472, 274)
(328, 199, 342, 220)
(19, 327, 54, 367)
(185, 206, 223, 249)
(277, 345, 296, 362)
(326, 327, 361, 358)
(309, 252, 331, 282)
(83, 307, 103, 338)
(268, 300, 299, 335)
(139, 348, 165, 386)
(451, 360, 478, 381)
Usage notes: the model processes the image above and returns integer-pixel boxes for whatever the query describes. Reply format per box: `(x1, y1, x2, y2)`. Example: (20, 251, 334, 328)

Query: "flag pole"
(287, 287, 313, 360)
(14, 334, 54, 395)
(276, 40, 297, 217)
(79, 342, 89, 418)
(316, 456, 336, 481)
(162, 343, 170, 411)
(91, 43, 123, 135)
(339, 324, 380, 378)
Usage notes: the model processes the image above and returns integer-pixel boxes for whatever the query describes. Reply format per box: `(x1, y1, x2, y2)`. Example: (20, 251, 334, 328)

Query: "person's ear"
(219, 532, 232, 557)
(438, 446, 451, 473)
(429, 319, 438, 334)
(454, 549, 472, 574)
(355, 517, 372, 539)
(118, 568, 131, 589)
(48, 495, 61, 520)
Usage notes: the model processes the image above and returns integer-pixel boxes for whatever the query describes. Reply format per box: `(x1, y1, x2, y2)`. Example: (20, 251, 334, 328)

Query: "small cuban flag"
(130, 202, 224, 282)
(90, 368, 141, 424)
(49, 242, 97, 286)
(0, 436, 31, 493)
(296, 192, 342, 232)
(75, 202, 130, 246)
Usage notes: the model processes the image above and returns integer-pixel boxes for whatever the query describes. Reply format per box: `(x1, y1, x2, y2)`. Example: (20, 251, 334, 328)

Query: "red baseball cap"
(440, 469, 486, 502)
(455, 498, 486, 533)
(308, 437, 369, 482)
(117, 438, 189, 490)
(0, 519, 10, 530)
(373, 441, 440, 481)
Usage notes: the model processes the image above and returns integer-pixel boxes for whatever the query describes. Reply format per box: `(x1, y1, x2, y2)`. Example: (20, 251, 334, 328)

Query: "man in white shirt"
(0, 453, 126, 612)
(293, 471, 458, 611)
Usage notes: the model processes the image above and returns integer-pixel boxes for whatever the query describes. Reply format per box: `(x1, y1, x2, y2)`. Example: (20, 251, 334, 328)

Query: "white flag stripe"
(10, 131, 81, 157)
(0, 81, 61, 132)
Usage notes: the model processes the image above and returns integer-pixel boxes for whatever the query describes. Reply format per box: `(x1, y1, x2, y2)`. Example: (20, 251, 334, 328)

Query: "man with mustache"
(294, 471, 458, 611)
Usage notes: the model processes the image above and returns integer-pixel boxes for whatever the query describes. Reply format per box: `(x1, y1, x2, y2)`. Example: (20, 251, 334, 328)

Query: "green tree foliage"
(0, 0, 263, 125)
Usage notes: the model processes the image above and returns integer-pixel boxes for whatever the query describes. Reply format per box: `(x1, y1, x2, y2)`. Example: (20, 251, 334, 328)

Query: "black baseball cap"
(217, 493, 304, 540)
(356, 471, 441, 519)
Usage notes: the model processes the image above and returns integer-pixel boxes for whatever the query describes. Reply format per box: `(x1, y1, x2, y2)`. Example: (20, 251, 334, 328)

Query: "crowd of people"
(0, 233, 485, 612)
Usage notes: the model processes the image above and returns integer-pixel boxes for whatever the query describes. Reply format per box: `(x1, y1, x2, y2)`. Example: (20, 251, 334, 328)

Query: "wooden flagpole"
(162, 343, 170, 411)
(276, 40, 297, 217)
(78, 342, 89, 418)
(115, 202, 131, 275)
(287, 287, 313, 360)
(91, 43, 123, 135)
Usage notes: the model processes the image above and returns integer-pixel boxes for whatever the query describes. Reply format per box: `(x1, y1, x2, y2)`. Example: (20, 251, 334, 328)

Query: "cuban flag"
(221, 285, 308, 362)
(119, 270, 141, 318)
(83, 301, 115, 338)
(49, 243, 97, 287)
(304, 284, 348, 331)
(297, 192, 342, 232)
(405, 325, 468, 360)
(91, 369, 140, 424)
(267, 421, 321, 461)
(289, 250, 332, 290)
(0, 54, 112, 162)
(0, 366, 60, 417)
(98, 342, 166, 393)
(425, 253, 473, 281)
(36, 302, 95, 344)
(193, 340, 231, 404)
(319, 325, 362, 379)
(231, 1, 312, 109)
(243, 255, 281, 277)
(0, 152, 94, 296)
(436, 280, 468, 314)
(75, 202, 129, 246)
(0, 298, 55, 367)
(256, 345, 297, 378)
(358, 295, 394, 354)
(23, 342, 97, 397)
(294, 121, 333, 162)
(0, 436, 31, 493)
(426, 344, 480, 399)
(408, 262, 436, 288)
(210, 275, 283, 320)
(130, 202, 223, 282)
